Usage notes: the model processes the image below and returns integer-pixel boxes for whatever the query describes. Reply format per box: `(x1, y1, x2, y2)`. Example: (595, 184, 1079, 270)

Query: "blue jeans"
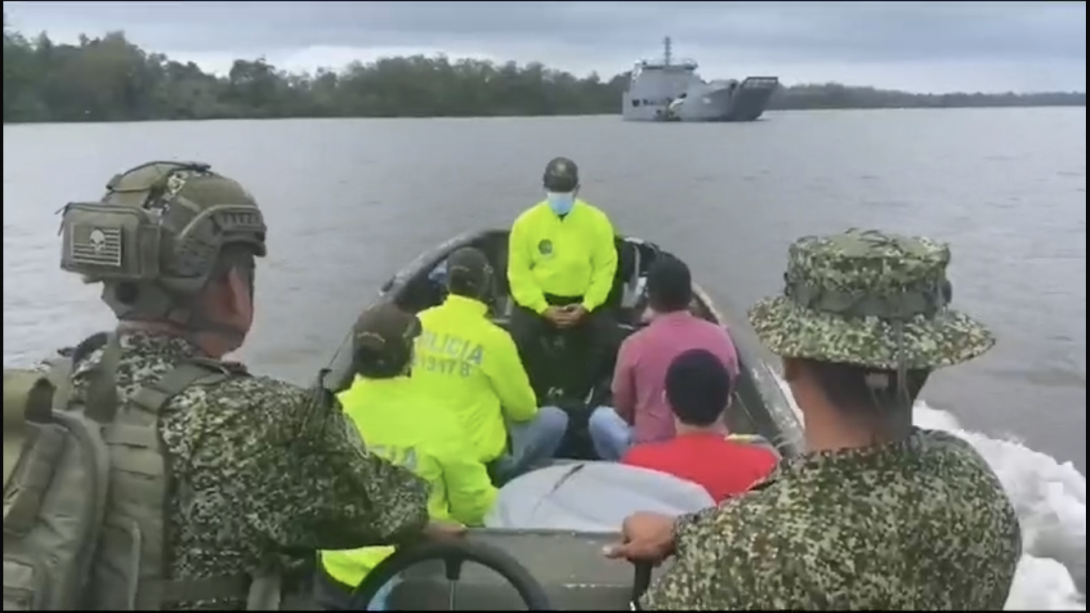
(490, 405, 569, 482)
(587, 406, 633, 461)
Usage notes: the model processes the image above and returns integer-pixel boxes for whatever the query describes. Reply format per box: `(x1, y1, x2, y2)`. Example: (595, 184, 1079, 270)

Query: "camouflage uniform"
(48, 162, 431, 610)
(641, 229, 1021, 610)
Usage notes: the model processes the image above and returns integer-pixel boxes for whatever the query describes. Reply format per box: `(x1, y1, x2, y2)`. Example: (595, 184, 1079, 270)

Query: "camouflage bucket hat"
(747, 229, 995, 370)
(352, 303, 422, 365)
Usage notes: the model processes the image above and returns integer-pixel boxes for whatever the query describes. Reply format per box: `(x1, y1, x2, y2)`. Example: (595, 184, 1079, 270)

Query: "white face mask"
(546, 191, 576, 215)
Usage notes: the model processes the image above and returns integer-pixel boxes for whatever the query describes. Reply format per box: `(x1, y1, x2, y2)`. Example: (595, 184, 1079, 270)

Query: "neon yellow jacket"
(507, 199, 618, 314)
(413, 295, 538, 463)
(319, 376, 498, 588)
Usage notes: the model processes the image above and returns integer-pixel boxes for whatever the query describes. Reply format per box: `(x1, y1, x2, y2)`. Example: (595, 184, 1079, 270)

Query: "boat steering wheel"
(347, 539, 555, 610)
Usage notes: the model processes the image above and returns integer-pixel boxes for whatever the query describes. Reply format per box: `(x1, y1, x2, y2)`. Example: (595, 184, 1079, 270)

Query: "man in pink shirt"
(588, 255, 740, 461)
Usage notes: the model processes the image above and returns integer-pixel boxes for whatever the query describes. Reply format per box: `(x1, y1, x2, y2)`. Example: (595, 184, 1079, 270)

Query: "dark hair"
(800, 358, 930, 417)
(665, 349, 733, 427)
(350, 305, 420, 380)
(646, 255, 692, 313)
(354, 348, 410, 379)
(448, 277, 473, 298)
(446, 247, 493, 301)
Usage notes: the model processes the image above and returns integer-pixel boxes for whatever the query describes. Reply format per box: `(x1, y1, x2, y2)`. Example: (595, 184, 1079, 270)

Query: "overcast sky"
(5, 1, 1086, 93)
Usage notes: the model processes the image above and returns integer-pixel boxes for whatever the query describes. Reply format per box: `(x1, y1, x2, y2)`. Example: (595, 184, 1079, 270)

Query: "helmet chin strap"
(155, 282, 249, 354)
(861, 322, 914, 443)
(109, 268, 253, 355)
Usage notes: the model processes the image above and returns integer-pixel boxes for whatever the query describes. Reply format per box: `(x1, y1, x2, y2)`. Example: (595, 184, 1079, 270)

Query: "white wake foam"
(914, 404, 1086, 610)
(775, 379, 1086, 610)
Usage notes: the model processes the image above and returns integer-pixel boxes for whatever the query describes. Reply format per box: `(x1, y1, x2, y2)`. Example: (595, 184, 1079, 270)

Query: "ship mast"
(663, 36, 672, 66)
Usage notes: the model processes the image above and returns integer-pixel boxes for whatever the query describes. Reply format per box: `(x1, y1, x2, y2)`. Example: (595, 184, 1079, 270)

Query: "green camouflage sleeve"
(641, 505, 748, 610)
(640, 501, 802, 611)
(181, 373, 431, 551)
(642, 432, 1023, 611)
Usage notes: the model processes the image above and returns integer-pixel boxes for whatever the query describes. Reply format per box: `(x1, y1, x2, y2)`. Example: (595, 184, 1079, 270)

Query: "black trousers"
(509, 295, 615, 401)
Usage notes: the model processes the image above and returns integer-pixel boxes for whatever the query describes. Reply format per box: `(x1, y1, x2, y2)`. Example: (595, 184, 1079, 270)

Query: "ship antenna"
(663, 36, 672, 66)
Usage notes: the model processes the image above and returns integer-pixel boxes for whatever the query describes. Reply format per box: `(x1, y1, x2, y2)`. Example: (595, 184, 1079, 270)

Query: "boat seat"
(618, 241, 644, 310)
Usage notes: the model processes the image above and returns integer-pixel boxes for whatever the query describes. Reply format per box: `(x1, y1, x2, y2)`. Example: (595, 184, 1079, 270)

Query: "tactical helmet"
(543, 157, 579, 193)
(59, 161, 267, 324)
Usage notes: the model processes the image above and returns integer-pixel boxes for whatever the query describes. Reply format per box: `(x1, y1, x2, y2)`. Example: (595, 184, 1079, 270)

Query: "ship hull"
(624, 76, 779, 123)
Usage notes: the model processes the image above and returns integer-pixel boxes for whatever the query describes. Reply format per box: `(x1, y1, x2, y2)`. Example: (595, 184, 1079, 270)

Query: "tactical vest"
(3, 333, 281, 610)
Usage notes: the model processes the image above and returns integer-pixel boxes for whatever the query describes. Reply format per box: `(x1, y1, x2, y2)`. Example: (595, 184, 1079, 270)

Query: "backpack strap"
(47, 354, 76, 413)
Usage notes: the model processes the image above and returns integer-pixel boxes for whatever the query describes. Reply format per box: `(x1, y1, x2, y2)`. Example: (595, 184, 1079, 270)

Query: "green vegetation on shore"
(4, 16, 1085, 124)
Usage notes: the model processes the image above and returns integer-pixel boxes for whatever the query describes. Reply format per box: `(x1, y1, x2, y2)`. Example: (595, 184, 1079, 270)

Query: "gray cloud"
(5, 1, 1086, 91)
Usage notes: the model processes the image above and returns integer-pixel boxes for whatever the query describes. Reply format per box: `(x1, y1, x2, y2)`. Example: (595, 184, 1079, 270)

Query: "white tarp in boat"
(485, 461, 715, 532)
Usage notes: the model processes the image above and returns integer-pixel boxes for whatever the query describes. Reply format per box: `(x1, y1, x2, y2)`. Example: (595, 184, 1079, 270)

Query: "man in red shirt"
(621, 348, 776, 502)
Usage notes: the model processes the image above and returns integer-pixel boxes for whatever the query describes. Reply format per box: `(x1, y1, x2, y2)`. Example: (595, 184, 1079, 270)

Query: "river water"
(3, 108, 1085, 608)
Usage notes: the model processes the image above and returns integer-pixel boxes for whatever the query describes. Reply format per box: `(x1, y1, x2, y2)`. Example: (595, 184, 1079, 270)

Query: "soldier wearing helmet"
(507, 156, 619, 399)
(39, 161, 439, 609)
(609, 229, 1021, 610)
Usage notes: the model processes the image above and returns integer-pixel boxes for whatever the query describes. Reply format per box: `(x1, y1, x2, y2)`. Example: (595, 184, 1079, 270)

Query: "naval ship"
(622, 37, 780, 122)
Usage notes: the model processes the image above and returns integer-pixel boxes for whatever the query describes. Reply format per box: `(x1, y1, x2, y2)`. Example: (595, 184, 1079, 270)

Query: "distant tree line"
(3, 15, 1085, 124)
